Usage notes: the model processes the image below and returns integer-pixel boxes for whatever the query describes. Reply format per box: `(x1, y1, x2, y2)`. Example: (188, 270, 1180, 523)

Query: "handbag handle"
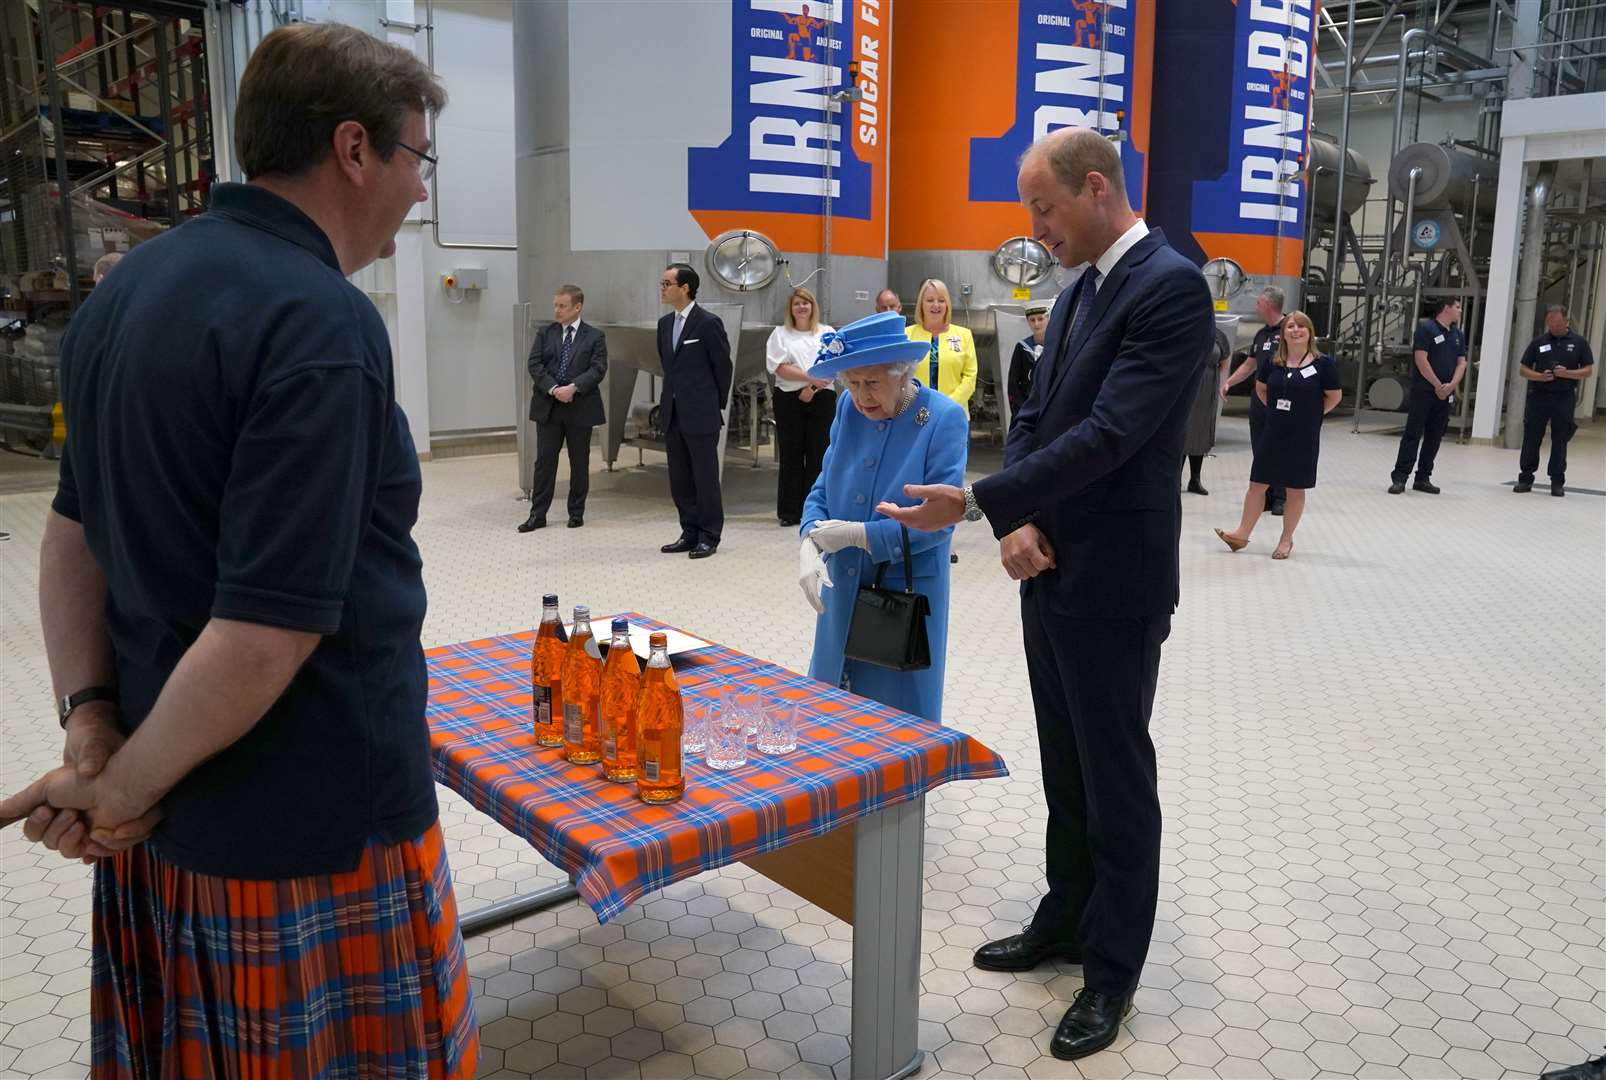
(870, 523, 917, 594)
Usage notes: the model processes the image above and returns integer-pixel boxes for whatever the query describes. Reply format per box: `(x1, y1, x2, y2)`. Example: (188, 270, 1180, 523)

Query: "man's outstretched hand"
(877, 484, 966, 532)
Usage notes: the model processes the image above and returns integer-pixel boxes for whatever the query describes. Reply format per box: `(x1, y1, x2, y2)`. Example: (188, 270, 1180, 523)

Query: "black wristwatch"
(58, 685, 119, 729)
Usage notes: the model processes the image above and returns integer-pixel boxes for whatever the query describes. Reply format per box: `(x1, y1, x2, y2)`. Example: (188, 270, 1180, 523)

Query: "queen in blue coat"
(796, 312, 968, 723)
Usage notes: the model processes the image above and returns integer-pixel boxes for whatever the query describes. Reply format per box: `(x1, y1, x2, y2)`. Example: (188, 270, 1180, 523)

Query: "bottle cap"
(612, 618, 629, 634)
(543, 593, 558, 605)
(573, 605, 590, 618)
(648, 631, 667, 647)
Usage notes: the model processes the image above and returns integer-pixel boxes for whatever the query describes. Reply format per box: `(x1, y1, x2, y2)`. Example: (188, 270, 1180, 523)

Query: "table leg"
(851, 796, 925, 1080)
(458, 881, 580, 936)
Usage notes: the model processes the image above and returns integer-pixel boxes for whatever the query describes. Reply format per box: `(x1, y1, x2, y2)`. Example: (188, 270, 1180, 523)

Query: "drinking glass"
(705, 706, 748, 771)
(733, 691, 763, 738)
(756, 698, 798, 755)
(683, 700, 709, 755)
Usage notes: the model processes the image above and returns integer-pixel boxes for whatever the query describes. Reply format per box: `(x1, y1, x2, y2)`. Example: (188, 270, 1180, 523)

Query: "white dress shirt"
(765, 324, 835, 392)
(1092, 219, 1150, 292)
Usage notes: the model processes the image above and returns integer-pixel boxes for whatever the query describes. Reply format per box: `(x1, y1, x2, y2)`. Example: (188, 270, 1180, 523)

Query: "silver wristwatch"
(962, 484, 984, 522)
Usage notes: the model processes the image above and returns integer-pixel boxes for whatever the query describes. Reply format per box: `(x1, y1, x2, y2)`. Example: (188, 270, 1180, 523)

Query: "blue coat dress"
(802, 383, 968, 722)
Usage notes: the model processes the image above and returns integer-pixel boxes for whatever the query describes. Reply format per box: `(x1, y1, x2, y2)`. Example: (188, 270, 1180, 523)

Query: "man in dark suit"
(520, 284, 608, 531)
(882, 127, 1212, 1061)
(656, 263, 732, 559)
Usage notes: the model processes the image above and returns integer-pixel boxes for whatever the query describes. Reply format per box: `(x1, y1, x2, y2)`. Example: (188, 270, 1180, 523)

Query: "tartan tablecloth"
(425, 613, 1008, 922)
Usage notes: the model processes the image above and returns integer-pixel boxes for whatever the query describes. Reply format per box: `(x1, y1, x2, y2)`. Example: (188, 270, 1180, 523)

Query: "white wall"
(418, 0, 518, 437)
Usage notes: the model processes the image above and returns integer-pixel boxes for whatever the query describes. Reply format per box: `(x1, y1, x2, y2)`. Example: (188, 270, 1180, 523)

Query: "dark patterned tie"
(1037, 270, 1100, 391)
(1063, 270, 1101, 359)
(556, 325, 574, 382)
(927, 337, 940, 390)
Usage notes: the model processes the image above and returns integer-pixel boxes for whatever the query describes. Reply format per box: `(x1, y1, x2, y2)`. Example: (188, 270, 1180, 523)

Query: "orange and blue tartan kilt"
(90, 822, 478, 1079)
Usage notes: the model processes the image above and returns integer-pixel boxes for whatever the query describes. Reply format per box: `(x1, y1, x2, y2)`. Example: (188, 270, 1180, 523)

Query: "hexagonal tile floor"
(3, 416, 1602, 1079)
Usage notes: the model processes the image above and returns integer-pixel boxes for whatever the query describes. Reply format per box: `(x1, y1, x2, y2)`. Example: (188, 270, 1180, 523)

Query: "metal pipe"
(1503, 162, 1554, 450)
(42, 0, 81, 309)
(1568, 160, 1594, 317)
(1458, 173, 1482, 442)
(1325, 0, 1357, 340)
(422, 0, 515, 251)
(154, 17, 180, 222)
(1352, 0, 1404, 69)
(1400, 167, 1422, 275)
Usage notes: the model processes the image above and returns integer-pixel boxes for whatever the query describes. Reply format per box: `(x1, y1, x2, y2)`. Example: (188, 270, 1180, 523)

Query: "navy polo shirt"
(1410, 318, 1466, 390)
(1521, 330, 1595, 397)
(52, 183, 436, 879)
(1251, 317, 1282, 388)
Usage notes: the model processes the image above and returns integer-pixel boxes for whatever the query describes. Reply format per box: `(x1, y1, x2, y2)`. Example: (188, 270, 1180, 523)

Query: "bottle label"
(603, 735, 617, 758)
(643, 754, 660, 782)
(534, 686, 550, 726)
(564, 703, 582, 743)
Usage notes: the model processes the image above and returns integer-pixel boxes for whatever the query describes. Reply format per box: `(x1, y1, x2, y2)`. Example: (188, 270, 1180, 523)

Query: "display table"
(426, 613, 1008, 1080)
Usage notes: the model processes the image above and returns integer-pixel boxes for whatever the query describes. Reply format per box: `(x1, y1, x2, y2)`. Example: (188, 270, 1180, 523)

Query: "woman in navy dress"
(1216, 310, 1341, 559)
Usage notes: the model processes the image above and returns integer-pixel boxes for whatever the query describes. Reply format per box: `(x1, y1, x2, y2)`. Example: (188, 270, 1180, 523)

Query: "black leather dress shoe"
(688, 542, 718, 559)
(1268, 497, 1286, 516)
(779, 517, 800, 527)
(1186, 479, 1208, 496)
(1050, 988, 1132, 1061)
(973, 930, 1082, 972)
(1413, 480, 1441, 494)
(661, 538, 696, 554)
(1387, 480, 1405, 494)
(1552, 482, 1566, 497)
(1513, 479, 1533, 493)
(517, 516, 547, 533)
(567, 517, 584, 528)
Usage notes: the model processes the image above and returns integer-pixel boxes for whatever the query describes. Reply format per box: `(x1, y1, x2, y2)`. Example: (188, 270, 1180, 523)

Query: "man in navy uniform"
(1389, 298, 1467, 494)
(1515, 304, 1594, 496)
(883, 127, 1212, 1061)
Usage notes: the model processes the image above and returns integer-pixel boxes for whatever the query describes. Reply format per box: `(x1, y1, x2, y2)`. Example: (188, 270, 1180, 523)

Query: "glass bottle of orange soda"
(531, 594, 565, 747)
(561, 606, 603, 765)
(636, 632, 685, 803)
(599, 618, 641, 782)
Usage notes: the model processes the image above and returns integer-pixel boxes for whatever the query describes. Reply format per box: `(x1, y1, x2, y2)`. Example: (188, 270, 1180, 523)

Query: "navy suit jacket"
(656, 304, 733, 436)
(528, 320, 608, 426)
(972, 229, 1213, 618)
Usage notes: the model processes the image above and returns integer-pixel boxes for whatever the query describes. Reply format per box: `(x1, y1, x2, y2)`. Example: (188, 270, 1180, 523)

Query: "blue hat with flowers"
(805, 311, 931, 379)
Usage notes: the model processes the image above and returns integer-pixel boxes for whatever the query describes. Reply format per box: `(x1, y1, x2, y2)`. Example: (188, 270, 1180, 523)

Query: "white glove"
(808, 519, 868, 554)
(799, 536, 833, 615)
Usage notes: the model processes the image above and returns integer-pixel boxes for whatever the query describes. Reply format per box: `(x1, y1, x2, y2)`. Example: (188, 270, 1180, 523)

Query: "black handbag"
(842, 524, 932, 672)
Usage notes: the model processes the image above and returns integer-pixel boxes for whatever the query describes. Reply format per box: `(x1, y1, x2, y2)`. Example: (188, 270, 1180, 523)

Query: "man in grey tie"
(521, 284, 608, 531)
(656, 263, 732, 558)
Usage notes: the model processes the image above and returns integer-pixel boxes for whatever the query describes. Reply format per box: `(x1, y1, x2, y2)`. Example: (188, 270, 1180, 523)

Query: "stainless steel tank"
(1387, 142, 1498, 215)
(513, 0, 891, 486)
(1307, 137, 1373, 224)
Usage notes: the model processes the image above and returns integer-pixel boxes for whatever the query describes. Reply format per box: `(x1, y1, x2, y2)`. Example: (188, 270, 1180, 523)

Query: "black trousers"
(1247, 397, 1285, 505)
(1023, 587, 1169, 996)
(529, 419, 593, 520)
(772, 387, 836, 521)
(1392, 390, 1451, 483)
(1519, 393, 1577, 484)
(665, 420, 723, 545)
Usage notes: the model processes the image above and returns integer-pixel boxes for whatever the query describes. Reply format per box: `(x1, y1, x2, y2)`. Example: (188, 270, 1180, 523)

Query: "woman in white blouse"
(766, 286, 836, 526)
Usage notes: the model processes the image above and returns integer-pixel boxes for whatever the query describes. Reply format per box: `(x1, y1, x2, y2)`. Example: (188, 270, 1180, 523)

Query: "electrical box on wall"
(442, 268, 489, 291)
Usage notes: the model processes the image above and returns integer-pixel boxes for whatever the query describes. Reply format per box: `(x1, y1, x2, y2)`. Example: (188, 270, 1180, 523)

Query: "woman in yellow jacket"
(905, 278, 978, 416)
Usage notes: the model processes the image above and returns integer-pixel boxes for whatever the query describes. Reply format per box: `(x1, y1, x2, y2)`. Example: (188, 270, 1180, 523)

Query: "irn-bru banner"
(1148, 0, 1318, 276)
(891, 0, 1152, 252)
(688, 0, 888, 258)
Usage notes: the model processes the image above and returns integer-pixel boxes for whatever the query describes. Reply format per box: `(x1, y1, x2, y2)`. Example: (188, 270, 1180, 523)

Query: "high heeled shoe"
(1214, 528, 1249, 552)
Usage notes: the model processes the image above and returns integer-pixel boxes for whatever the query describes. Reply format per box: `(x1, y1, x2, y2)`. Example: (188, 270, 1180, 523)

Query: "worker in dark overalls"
(1515, 305, 1595, 497)
(1222, 286, 1286, 514)
(1389, 299, 1467, 495)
